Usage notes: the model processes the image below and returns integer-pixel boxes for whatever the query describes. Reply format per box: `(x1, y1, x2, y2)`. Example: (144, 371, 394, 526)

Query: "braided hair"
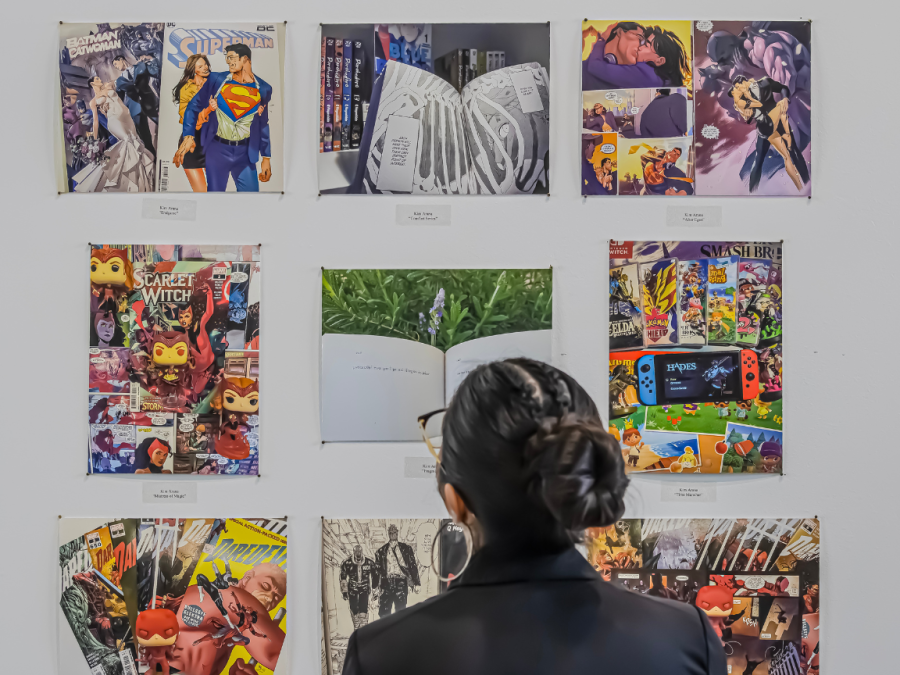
(440, 359, 629, 549)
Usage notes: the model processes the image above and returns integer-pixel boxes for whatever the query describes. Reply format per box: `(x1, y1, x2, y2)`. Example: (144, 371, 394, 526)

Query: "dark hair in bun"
(440, 358, 628, 549)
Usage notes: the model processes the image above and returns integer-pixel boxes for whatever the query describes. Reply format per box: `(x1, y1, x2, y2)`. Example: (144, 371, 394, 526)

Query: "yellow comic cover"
(85, 524, 120, 588)
(775, 518, 820, 573)
(166, 518, 288, 675)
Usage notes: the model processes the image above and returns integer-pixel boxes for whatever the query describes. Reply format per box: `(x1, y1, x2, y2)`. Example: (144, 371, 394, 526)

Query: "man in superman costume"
(174, 43, 272, 191)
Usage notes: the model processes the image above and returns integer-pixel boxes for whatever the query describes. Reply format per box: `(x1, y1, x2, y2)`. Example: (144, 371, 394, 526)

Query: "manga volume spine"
(350, 41, 365, 149)
(320, 36, 326, 152)
(324, 38, 335, 152)
(333, 40, 343, 152)
(342, 40, 353, 149)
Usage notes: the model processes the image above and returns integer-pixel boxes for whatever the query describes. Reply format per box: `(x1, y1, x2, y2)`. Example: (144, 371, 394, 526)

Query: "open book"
(349, 60, 550, 194)
(321, 330, 551, 441)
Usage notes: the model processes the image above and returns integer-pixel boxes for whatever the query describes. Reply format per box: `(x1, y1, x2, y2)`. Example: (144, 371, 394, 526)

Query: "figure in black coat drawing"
(374, 525, 420, 617)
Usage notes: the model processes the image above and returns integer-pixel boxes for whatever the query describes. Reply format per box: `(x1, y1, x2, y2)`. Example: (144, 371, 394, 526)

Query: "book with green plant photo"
(321, 268, 552, 441)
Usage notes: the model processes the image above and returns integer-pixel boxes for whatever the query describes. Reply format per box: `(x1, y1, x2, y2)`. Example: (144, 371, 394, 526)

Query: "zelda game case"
(609, 263, 643, 351)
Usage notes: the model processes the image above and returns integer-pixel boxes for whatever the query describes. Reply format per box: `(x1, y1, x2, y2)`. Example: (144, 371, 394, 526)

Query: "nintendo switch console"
(636, 350, 759, 406)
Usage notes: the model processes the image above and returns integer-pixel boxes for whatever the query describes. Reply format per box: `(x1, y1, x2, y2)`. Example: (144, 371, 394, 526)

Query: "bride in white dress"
(73, 77, 155, 192)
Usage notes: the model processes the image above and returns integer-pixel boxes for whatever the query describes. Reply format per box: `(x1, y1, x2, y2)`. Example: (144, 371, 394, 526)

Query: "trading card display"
(60, 518, 288, 675)
(609, 241, 783, 474)
(598, 518, 820, 675)
(88, 245, 261, 475)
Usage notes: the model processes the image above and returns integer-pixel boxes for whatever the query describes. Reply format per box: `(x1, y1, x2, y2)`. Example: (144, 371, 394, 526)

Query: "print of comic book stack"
(88, 245, 261, 476)
(608, 240, 783, 474)
(588, 518, 819, 675)
(59, 518, 288, 675)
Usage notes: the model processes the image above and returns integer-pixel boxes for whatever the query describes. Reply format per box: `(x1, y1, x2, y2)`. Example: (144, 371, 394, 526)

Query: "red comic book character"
(136, 608, 180, 675)
(91, 247, 134, 312)
(695, 584, 745, 644)
(211, 377, 259, 460)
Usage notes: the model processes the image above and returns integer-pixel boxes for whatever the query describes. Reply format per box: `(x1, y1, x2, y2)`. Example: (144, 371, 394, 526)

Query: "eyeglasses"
(417, 408, 446, 462)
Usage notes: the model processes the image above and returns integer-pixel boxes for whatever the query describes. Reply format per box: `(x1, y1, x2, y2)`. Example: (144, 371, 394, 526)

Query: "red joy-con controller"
(740, 349, 759, 400)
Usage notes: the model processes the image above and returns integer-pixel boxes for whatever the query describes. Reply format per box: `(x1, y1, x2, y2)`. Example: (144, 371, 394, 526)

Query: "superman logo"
(220, 83, 261, 120)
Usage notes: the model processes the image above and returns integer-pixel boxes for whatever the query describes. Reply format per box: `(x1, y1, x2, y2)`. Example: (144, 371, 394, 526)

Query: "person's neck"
(232, 66, 255, 84)
(193, 74, 207, 86)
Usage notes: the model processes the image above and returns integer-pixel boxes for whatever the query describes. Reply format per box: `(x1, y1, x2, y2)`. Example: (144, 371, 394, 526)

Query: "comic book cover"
(109, 519, 140, 638)
(737, 259, 771, 346)
(60, 522, 135, 675)
(160, 518, 287, 675)
(678, 259, 708, 345)
(640, 258, 679, 346)
(58, 23, 164, 193)
(168, 518, 218, 600)
(156, 23, 284, 193)
(374, 24, 432, 75)
(88, 245, 261, 475)
(135, 519, 185, 613)
(707, 256, 738, 344)
(693, 21, 811, 197)
(580, 518, 820, 674)
(609, 263, 643, 350)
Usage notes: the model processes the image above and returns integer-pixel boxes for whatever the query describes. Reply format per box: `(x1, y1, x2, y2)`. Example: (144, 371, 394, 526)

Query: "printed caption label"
(404, 457, 437, 479)
(142, 198, 197, 222)
(666, 206, 722, 227)
(142, 482, 198, 504)
(510, 70, 544, 114)
(375, 115, 421, 192)
(396, 204, 451, 226)
(660, 482, 718, 503)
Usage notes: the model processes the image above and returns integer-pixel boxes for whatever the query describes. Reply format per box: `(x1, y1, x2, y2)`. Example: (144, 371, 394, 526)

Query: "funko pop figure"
(212, 377, 259, 460)
(136, 608, 179, 675)
(90, 248, 134, 312)
(695, 584, 745, 642)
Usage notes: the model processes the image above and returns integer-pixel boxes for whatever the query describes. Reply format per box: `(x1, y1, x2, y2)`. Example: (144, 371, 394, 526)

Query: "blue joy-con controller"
(636, 355, 657, 406)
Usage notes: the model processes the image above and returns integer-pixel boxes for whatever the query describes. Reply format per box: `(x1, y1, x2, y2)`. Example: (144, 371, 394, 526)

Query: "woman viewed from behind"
(342, 358, 726, 675)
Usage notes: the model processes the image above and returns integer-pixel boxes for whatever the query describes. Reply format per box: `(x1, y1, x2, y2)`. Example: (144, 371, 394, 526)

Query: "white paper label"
(375, 115, 421, 193)
(404, 456, 437, 479)
(660, 482, 718, 503)
(396, 204, 451, 226)
(142, 198, 197, 221)
(666, 206, 722, 227)
(142, 482, 198, 504)
(510, 70, 544, 114)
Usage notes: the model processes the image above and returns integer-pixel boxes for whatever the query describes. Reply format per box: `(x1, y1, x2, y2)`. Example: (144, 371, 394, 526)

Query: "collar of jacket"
(450, 544, 598, 588)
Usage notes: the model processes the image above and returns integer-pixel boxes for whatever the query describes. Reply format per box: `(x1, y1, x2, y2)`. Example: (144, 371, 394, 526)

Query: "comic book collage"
(59, 517, 288, 675)
(586, 518, 820, 675)
(582, 20, 811, 196)
(88, 245, 261, 475)
(609, 240, 783, 474)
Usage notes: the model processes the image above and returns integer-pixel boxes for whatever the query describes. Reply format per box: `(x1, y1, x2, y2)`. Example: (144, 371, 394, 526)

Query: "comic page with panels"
(88, 245, 261, 475)
(589, 518, 820, 675)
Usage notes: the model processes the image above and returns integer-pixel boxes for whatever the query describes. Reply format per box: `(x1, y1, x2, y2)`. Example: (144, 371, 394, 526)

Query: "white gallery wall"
(1, 1, 894, 673)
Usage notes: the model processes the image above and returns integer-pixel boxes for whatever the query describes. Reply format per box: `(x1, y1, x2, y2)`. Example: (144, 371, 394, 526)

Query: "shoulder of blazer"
(255, 75, 273, 99)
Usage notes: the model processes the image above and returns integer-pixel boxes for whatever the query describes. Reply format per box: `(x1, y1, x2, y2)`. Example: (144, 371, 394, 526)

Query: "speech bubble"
(196, 454, 209, 459)
(209, 454, 221, 460)
(701, 124, 720, 140)
(247, 432, 260, 441)
(600, 143, 615, 154)
(605, 92, 616, 100)
(741, 575, 765, 590)
(90, 357, 105, 365)
(248, 415, 260, 426)
(179, 423, 195, 432)
(415, 521, 441, 567)
(230, 271, 249, 284)
(631, 107, 640, 114)
(248, 438, 259, 448)
(151, 416, 167, 426)
(676, 575, 689, 581)
(114, 404, 128, 413)
(217, 459, 229, 465)
(89, 348, 101, 355)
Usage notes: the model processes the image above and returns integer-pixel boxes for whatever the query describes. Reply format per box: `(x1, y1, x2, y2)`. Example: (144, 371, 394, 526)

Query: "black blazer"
(342, 545, 726, 675)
